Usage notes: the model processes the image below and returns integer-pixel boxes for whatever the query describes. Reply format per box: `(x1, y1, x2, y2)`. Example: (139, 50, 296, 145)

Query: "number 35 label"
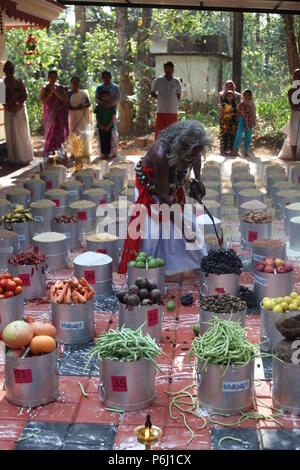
(111, 376, 128, 392)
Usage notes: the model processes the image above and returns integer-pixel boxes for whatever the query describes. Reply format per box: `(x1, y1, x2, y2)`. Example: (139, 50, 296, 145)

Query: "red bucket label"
(30, 189, 33, 198)
(96, 249, 107, 254)
(33, 245, 39, 254)
(19, 273, 31, 287)
(93, 172, 97, 180)
(14, 368, 33, 384)
(46, 180, 53, 190)
(215, 287, 225, 294)
(147, 308, 159, 327)
(84, 270, 95, 284)
(53, 199, 60, 207)
(77, 211, 87, 221)
(298, 176, 300, 184)
(248, 231, 258, 242)
(111, 376, 128, 392)
(99, 198, 106, 205)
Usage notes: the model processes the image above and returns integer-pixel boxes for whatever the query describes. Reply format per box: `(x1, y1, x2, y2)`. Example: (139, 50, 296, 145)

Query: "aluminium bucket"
(51, 220, 80, 251)
(9, 262, 46, 301)
(75, 171, 94, 190)
(32, 233, 68, 273)
(51, 299, 94, 344)
(284, 204, 300, 234)
(251, 243, 286, 271)
(0, 230, 18, 272)
(73, 256, 113, 296)
(9, 221, 33, 251)
(240, 220, 272, 250)
(260, 304, 285, 353)
(5, 347, 59, 408)
(30, 204, 56, 234)
(118, 303, 163, 342)
(45, 192, 69, 217)
(69, 203, 97, 235)
(197, 360, 255, 415)
(127, 265, 165, 294)
(92, 180, 115, 203)
(40, 172, 59, 190)
(86, 236, 119, 271)
(275, 192, 300, 219)
(24, 180, 46, 202)
(290, 216, 300, 251)
(272, 358, 300, 415)
(200, 272, 239, 297)
(199, 307, 247, 336)
(6, 190, 31, 209)
(98, 358, 156, 411)
(253, 270, 293, 305)
(60, 181, 83, 205)
(0, 294, 24, 335)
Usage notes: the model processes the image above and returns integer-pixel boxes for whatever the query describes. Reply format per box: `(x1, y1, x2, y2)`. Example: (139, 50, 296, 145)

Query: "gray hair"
(157, 120, 212, 167)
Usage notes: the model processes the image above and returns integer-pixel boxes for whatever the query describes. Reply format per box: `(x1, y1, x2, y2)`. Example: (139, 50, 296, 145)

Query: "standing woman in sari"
(68, 76, 91, 157)
(95, 71, 120, 159)
(40, 70, 69, 158)
(218, 80, 241, 155)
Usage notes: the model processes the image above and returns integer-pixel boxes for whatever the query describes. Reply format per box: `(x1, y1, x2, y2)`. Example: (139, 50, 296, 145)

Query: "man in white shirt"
(151, 61, 181, 139)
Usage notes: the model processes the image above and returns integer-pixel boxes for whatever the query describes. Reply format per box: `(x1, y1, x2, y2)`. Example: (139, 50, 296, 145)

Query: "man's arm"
(176, 79, 182, 101)
(151, 79, 158, 100)
(288, 88, 300, 111)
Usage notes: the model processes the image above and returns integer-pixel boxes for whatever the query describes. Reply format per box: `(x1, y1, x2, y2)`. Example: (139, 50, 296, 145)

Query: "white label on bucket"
(222, 379, 249, 392)
(34, 215, 44, 223)
(254, 274, 268, 287)
(68, 190, 78, 196)
(60, 321, 84, 330)
(64, 232, 72, 239)
(18, 234, 25, 242)
(253, 254, 264, 263)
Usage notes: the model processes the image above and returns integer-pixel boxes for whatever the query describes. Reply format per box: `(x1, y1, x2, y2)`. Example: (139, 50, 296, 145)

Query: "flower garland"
(24, 34, 40, 66)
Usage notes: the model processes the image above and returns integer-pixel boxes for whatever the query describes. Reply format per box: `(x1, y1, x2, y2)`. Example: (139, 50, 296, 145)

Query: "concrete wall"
(154, 55, 221, 105)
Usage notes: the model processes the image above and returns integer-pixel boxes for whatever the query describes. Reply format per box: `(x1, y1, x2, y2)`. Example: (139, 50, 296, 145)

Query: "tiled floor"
(1, 154, 300, 450)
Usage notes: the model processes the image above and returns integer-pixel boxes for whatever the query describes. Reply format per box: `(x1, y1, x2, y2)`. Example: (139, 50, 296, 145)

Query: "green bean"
(180, 412, 194, 446)
(218, 436, 244, 447)
(104, 407, 124, 413)
(77, 381, 88, 397)
(17, 431, 41, 443)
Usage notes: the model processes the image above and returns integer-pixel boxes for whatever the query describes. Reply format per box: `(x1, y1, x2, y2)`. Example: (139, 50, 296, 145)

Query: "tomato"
(0, 279, 6, 289)
(6, 280, 16, 291)
(0, 274, 6, 280)
(4, 291, 14, 298)
(0, 294, 5, 299)
(13, 277, 23, 287)
(15, 286, 23, 295)
(4, 273, 12, 279)
(0, 287, 3, 295)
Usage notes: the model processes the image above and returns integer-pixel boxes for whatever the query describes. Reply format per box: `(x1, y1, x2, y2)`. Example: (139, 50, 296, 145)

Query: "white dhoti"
(68, 90, 92, 157)
(4, 105, 33, 165)
(278, 110, 300, 160)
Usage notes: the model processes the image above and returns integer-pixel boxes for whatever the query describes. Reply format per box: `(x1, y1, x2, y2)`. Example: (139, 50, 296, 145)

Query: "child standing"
(233, 89, 256, 158)
(220, 90, 237, 155)
(95, 90, 116, 160)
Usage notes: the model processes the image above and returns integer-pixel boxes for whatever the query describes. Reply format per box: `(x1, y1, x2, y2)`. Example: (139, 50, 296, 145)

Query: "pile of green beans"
(189, 316, 262, 374)
(86, 325, 163, 372)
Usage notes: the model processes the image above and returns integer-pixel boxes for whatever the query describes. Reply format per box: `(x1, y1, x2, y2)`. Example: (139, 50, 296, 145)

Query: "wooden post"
(232, 12, 244, 92)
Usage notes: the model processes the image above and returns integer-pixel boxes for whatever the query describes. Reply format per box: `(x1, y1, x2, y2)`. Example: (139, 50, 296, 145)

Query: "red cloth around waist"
(155, 113, 178, 140)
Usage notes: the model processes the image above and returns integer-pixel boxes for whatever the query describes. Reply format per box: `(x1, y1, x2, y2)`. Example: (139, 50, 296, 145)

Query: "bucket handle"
(200, 282, 209, 298)
(240, 238, 246, 250)
(197, 371, 202, 386)
(98, 383, 107, 402)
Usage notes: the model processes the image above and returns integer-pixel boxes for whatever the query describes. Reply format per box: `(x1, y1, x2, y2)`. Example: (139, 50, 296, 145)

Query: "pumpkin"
(2, 321, 33, 349)
(31, 321, 56, 338)
(29, 336, 56, 355)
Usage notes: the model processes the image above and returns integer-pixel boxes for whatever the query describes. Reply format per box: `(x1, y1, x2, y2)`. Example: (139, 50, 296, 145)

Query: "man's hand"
(188, 179, 206, 202)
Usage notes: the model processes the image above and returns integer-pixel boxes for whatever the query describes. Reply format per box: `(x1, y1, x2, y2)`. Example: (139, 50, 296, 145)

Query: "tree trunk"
(256, 13, 260, 44)
(136, 9, 153, 136)
(116, 7, 134, 138)
(282, 14, 300, 75)
(232, 12, 244, 92)
(223, 12, 233, 57)
(75, 5, 87, 40)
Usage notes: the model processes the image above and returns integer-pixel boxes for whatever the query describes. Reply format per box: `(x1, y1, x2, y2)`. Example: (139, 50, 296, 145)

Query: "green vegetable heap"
(1, 205, 33, 229)
(128, 251, 165, 269)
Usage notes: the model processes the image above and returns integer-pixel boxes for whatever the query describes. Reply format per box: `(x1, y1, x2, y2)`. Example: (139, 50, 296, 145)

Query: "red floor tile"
(57, 376, 89, 403)
(0, 419, 27, 441)
(0, 440, 16, 450)
(0, 397, 30, 421)
(29, 401, 77, 423)
(255, 380, 271, 398)
(85, 377, 99, 394)
(113, 424, 162, 450)
(257, 398, 300, 429)
(163, 426, 210, 450)
(75, 392, 120, 425)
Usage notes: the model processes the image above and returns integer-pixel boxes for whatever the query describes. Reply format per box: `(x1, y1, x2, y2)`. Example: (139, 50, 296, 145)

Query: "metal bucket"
(275, 191, 300, 219)
(197, 360, 255, 415)
(75, 171, 94, 190)
(83, 189, 107, 207)
(92, 161, 109, 179)
(5, 347, 59, 408)
(284, 204, 300, 234)
(0, 294, 24, 334)
(104, 172, 124, 196)
(232, 173, 255, 185)
(86, 236, 119, 270)
(60, 181, 83, 205)
(92, 180, 115, 203)
(8, 221, 33, 251)
(237, 191, 264, 208)
(6, 189, 31, 209)
(265, 164, 285, 178)
(195, 202, 221, 220)
(51, 165, 67, 186)
(32, 233, 68, 273)
(73, 255, 113, 296)
(251, 243, 286, 271)
(0, 200, 13, 219)
(0, 230, 18, 272)
(202, 181, 221, 194)
(40, 172, 59, 190)
(290, 216, 300, 251)
(233, 182, 256, 205)
(291, 166, 300, 186)
(128, 265, 165, 294)
(287, 161, 300, 181)
(196, 214, 221, 236)
(267, 174, 288, 197)
(200, 272, 239, 297)
(45, 191, 69, 217)
(260, 304, 285, 352)
(110, 166, 128, 188)
(239, 204, 267, 218)
(98, 358, 156, 411)
(203, 189, 221, 204)
(51, 221, 80, 251)
(69, 202, 97, 235)
(201, 173, 221, 182)
(24, 179, 46, 202)
(240, 220, 272, 250)
(51, 300, 94, 344)
(118, 303, 163, 342)
(253, 270, 293, 305)
(30, 203, 56, 234)
(9, 262, 46, 301)
(272, 184, 297, 205)
(120, 188, 135, 203)
(199, 307, 247, 336)
(273, 358, 300, 415)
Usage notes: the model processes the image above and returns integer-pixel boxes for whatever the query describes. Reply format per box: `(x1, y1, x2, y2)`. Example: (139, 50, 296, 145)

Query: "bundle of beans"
(201, 249, 243, 275)
(200, 293, 246, 313)
(252, 239, 285, 249)
(9, 251, 46, 266)
(240, 200, 266, 212)
(241, 211, 272, 224)
(53, 215, 78, 224)
(50, 276, 94, 304)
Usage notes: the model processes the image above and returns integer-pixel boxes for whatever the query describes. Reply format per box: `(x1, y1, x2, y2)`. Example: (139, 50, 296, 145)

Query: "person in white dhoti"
(118, 120, 211, 276)
(68, 76, 91, 157)
(3, 61, 33, 166)
(279, 69, 300, 161)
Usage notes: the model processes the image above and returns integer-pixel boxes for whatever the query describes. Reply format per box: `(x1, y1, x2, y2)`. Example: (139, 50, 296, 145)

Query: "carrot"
(65, 286, 72, 304)
(57, 283, 68, 303)
(71, 276, 79, 287)
(80, 278, 91, 289)
(54, 280, 64, 290)
(71, 291, 79, 304)
(76, 291, 87, 304)
(86, 290, 94, 301)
